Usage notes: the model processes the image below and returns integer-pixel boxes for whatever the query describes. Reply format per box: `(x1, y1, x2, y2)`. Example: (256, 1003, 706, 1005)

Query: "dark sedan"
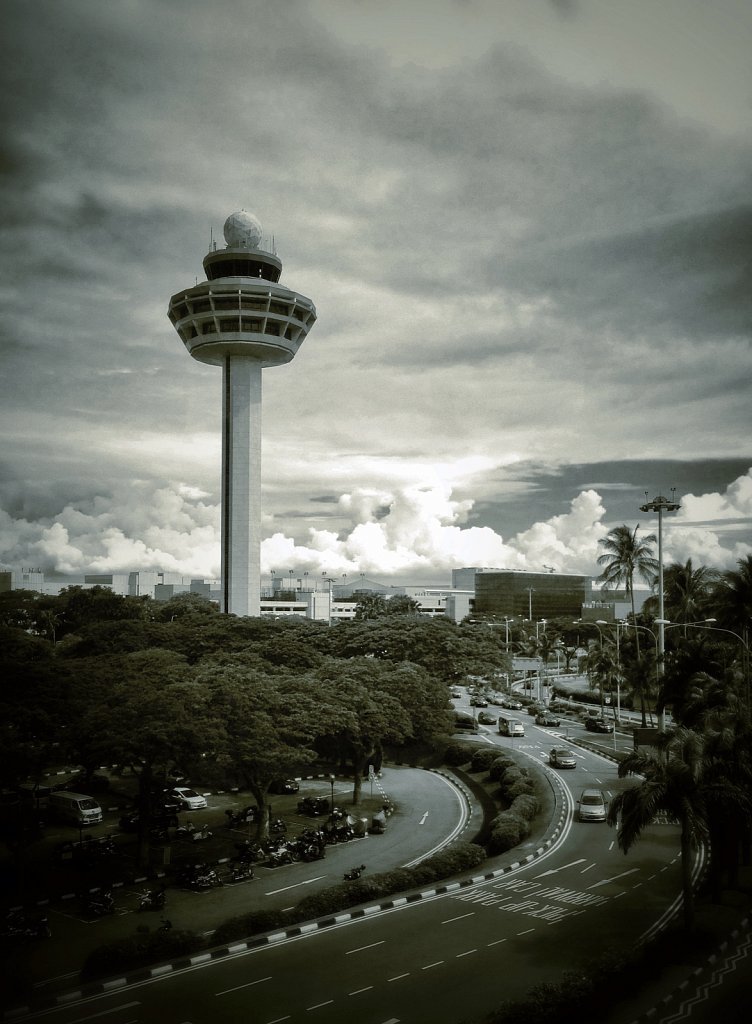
(585, 716, 614, 734)
(535, 711, 561, 727)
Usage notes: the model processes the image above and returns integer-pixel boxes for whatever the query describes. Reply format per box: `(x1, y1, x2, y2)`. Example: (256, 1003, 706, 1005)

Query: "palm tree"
(642, 558, 721, 627)
(608, 724, 751, 931)
(584, 641, 620, 717)
(715, 554, 752, 639)
(607, 728, 710, 932)
(596, 525, 659, 658)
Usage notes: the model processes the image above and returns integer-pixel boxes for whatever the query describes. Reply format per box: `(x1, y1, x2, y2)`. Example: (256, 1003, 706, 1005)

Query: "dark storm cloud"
(504, 204, 752, 339)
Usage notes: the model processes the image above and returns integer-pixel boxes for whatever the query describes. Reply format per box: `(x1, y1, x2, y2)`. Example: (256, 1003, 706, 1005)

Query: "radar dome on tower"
(223, 210, 263, 249)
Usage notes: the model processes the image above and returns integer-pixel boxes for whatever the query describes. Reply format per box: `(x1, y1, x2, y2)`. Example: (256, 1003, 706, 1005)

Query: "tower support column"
(222, 355, 262, 616)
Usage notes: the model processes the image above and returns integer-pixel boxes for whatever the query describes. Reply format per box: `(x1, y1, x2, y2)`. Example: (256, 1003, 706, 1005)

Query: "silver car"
(549, 747, 577, 769)
(577, 788, 607, 822)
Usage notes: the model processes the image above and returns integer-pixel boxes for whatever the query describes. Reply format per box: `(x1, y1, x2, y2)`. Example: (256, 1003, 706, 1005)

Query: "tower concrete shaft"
(168, 211, 316, 616)
(222, 356, 262, 616)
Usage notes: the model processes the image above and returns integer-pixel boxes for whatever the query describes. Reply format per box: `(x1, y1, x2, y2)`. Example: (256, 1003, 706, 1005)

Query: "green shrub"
(510, 793, 539, 820)
(505, 779, 535, 800)
(443, 742, 475, 766)
(500, 766, 525, 786)
(81, 928, 204, 981)
(470, 748, 498, 773)
(489, 756, 515, 781)
(488, 815, 523, 854)
(293, 841, 486, 920)
(212, 910, 289, 945)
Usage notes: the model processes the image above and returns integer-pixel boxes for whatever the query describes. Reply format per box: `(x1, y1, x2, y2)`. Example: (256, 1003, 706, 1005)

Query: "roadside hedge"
(81, 927, 204, 981)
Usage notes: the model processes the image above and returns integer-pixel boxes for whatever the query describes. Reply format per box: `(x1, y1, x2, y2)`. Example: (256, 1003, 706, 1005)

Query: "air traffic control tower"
(168, 211, 316, 616)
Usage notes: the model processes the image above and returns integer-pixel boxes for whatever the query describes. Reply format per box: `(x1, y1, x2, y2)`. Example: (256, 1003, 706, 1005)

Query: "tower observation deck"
(168, 211, 316, 616)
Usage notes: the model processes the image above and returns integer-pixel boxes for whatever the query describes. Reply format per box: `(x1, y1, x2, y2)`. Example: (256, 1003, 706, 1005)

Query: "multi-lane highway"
(16, 713, 689, 1024)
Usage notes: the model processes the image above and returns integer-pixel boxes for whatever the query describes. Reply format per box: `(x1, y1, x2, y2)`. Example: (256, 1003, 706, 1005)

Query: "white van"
(48, 791, 103, 826)
(498, 717, 525, 737)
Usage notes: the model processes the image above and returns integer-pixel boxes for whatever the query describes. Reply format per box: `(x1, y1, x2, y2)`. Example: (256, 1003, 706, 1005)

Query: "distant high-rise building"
(168, 211, 316, 615)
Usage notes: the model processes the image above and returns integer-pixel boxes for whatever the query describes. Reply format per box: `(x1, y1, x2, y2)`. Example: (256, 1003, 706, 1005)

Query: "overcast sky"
(1, 0, 750, 586)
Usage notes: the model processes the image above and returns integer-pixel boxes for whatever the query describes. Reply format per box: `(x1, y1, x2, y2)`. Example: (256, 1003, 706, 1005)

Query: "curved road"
(16, 723, 690, 1024)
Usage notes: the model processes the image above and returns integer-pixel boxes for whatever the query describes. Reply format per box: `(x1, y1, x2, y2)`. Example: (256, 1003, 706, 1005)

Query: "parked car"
(548, 747, 577, 769)
(477, 711, 497, 725)
(169, 787, 208, 810)
(450, 688, 462, 699)
(535, 712, 561, 727)
(585, 716, 614, 734)
(577, 788, 608, 822)
(501, 698, 523, 710)
(268, 778, 299, 794)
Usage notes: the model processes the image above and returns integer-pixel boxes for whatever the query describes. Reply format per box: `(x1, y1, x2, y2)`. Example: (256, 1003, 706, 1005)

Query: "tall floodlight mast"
(168, 211, 316, 615)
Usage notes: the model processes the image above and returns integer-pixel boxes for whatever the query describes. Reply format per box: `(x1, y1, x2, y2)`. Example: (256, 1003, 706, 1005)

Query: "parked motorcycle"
(231, 839, 261, 864)
(81, 889, 115, 916)
(176, 821, 212, 842)
(266, 842, 299, 867)
(269, 817, 287, 835)
(138, 886, 167, 911)
(225, 805, 260, 828)
(188, 867, 223, 890)
(2, 909, 51, 940)
(296, 796, 330, 817)
(226, 862, 254, 883)
(343, 864, 366, 881)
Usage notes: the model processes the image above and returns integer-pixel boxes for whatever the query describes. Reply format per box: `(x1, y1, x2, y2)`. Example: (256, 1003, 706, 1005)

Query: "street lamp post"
(503, 617, 514, 650)
(639, 491, 681, 731)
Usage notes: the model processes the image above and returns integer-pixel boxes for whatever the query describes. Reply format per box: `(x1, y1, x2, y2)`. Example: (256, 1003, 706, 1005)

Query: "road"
(13, 722, 690, 1024)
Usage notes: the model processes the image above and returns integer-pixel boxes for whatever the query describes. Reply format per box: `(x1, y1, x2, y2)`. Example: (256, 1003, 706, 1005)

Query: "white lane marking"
(69, 1004, 140, 1021)
(422, 961, 444, 970)
(488, 938, 507, 946)
(346, 939, 385, 955)
(265, 876, 327, 895)
(388, 974, 410, 982)
(306, 1000, 334, 1010)
(588, 868, 640, 889)
(419, 812, 429, 824)
(349, 986, 374, 995)
(456, 949, 477, 958)
(517, 928, 535, 935)
(534, 858, 586, 877)
(580, 862, 596, 873)
(442, 912, 475, 924)
(216, 976, 271, 996)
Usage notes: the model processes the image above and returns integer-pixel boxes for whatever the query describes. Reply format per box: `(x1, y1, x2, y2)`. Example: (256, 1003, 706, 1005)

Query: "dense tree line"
(0, 586, 512, 860)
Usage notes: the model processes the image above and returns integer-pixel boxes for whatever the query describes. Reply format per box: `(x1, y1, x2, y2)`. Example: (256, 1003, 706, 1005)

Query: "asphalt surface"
(4, 743, 752, 1023)
(1, 764, 481, 1011)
